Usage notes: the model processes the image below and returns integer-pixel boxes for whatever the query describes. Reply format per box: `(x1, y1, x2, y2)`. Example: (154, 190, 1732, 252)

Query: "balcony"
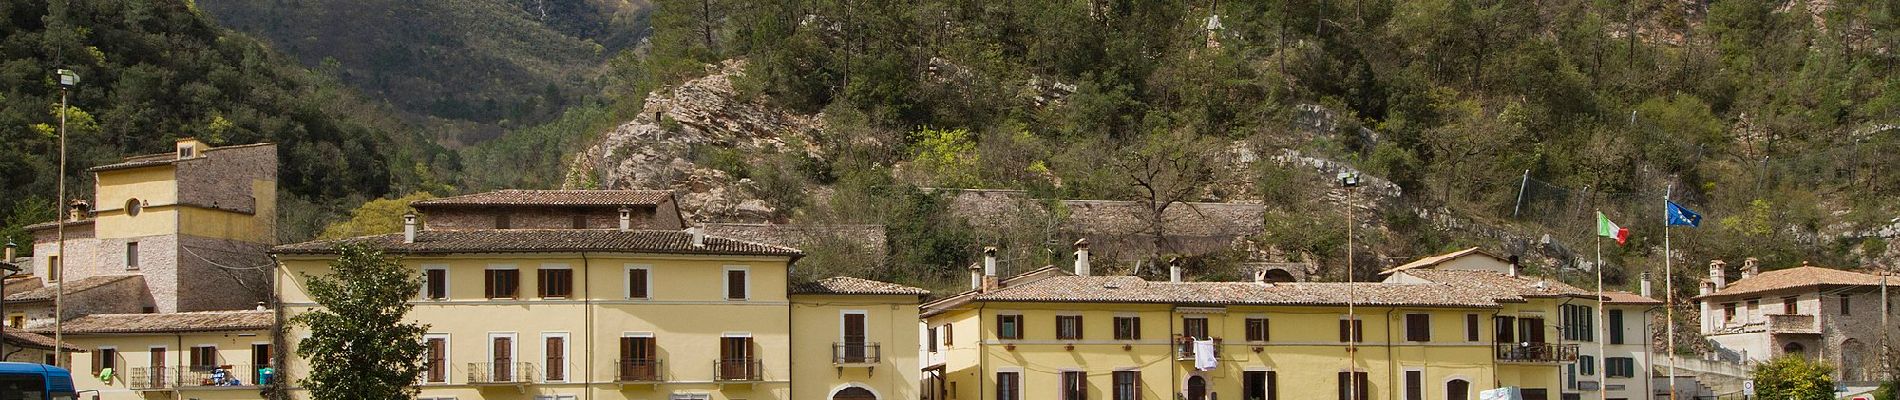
(128, 367, 176, 391)
(1174, 337, 1223, 361)
(833, 342, 882, 366)
(1766, 314, 1820, 334)
(713, 359, 762, 382)
(616, 359, 664, 383)
(127, 365, 271, 390)
(466, 362, 537, 386)
(1494, 342, 1580, 363)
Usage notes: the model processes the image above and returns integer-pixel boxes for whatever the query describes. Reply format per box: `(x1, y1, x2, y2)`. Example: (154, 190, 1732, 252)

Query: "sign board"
(1742, 379, 1755, 396)
(1577, 381, 1600, 391)
(1479, 387, 1521, 400)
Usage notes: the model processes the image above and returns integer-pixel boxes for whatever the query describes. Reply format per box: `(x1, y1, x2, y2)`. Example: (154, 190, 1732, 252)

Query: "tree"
(317, 193, 437, 240)
(1753, 355, 1837, 400)
(1111, 130, 1224, 263)
(292, 243, 428, 400)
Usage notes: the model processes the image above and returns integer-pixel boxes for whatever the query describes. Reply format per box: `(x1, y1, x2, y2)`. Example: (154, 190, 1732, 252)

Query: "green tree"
(292, 243, 428, 400)
(318, 193, 438, 240)
(1753, 355, 1837, 400)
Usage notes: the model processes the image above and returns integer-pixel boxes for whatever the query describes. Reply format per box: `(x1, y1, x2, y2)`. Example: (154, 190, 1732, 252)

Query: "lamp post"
(1338, 171, 1360, 400)
(53, 67, 78, 368)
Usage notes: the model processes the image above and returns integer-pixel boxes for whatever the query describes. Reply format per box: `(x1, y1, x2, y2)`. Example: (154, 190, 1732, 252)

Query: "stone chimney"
(1169, 257, 1183, 283)
(1640, 271, 1653, 298)
(402, 212, 418, 244)
(1699, 279, 1715, 296)
(1709, 259, 1728, 288)
(67, 199, 90, 221)
(4, 240, 15, 262)
(982, 247, 1000, 291)
(689, 227, 706, 247)
(1507, 255, 1520, 277)
(618, 206, 632, 232)
(1740, 257, 1759, 280)
(1072, 239, 1090, 276)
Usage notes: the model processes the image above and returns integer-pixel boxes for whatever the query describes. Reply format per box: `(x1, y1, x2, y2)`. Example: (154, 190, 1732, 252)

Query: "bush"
(1752, 356, 1837, 400)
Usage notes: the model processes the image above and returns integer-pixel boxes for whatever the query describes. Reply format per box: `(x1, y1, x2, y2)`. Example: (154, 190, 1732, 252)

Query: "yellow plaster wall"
(790, 294, 922, 400)
(64, 330, 274, 400)
(175, 180, 276, 243)
(93, 167, 179, 239)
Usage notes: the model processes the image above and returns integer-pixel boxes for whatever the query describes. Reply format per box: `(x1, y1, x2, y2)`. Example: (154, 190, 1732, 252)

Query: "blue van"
(0, 362, 78, 400)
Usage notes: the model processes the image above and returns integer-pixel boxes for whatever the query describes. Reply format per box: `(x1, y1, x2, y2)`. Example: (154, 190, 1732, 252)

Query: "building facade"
(1694, 259, 1898, 383)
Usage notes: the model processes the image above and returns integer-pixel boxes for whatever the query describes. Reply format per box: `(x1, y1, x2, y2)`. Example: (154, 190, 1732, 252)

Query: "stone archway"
(1261, 268, 1297, 283)
(1783, 341, 1806, 356)
(1841, 339, 1867, 382)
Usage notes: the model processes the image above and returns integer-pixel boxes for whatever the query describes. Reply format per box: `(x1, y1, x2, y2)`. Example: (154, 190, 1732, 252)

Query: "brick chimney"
(1709, 259, 1728, 288)
(1072, 239, 1090, 276)
(1740, 257, 1759, 280)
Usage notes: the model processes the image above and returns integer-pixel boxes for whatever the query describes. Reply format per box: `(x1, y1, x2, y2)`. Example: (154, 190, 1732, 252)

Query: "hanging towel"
(1193, 339, 1218, 371)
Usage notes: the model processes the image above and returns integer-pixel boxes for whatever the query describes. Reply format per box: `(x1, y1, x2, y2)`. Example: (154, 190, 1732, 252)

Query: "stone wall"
(423, 206, 675, 231)
(173, 235, 271, 312)
(14, 276, 151, 329)
(31, 236, 103, 283)
(1817, 286, 1899, 382)
(175, 144, 276, 214)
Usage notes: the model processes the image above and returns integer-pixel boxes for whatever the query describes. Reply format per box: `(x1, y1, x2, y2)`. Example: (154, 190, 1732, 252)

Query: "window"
(998, 314, 1023, 340)
(1746, 298, 1760, 318)
(627, 266, 650, 299)
(1608, 309, 1625, 344)
(1783, 296, 1798, 314)
(1183, 317, 1209, 340)
(725, 268, 748, 300)
(1466, 314, 1481, 342)
(424, 268, 448, 300)
(188, 345, 218, 371)
(927, 326, 939, 352)
(1056, 315, 1084, 340)
(1060, 371, 1087, 400)
(1244, 370, 1277, 400)
(1495, 316, 1517, 343)
(425, 336, 448, 383)
(1561, 304, 1594, 341)
(495, 214, 511, 229)
(1447, 379, 1471, 400)
(91, 348, 117, 376)
(1405, 370, 1423, 400)
(491, 335, 515, 381)
(619, 335, 657, 381)
(7, 314, 22, 328)
(570, 215, 587, 229)
(1113, 370, 1141, 400)
(485, 268, 519, 299)
(178, 146, 194, 158)
(47, 255, 59, 281)
(1606, 357, 1636, 378)
(125, 198, 142, 216)
(544, 334, 567, 382)
(997, 371, 1022, 400)
(1519, 317, 1547, 343)
(1405, 314, 1431, 342)
(1246, 318, 1270, 342)
(125, 242, 138, 269)
(1841, 296, 1852, 315)
(251, 343, 271, 374)
(1339, 317, 1364, 343)
(944, 323, 954, 346)
(1577, 355, 1596, 376)
(718, 336, 755, 380)
(1336, 371, 1369, 400)
(1114, 316, 1141, 340)
(537, 267, 573, 298)
(1723, 303, 1737, 321)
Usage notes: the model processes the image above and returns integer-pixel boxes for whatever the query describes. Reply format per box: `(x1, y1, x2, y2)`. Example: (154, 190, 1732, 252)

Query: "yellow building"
(271, 190, 925, 400)
(922, 246, 1593, 400)
(55, 310, 276, 399)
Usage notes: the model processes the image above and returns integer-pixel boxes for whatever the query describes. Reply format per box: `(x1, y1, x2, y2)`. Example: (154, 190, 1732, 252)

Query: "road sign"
(1743, 379, 1755, 396)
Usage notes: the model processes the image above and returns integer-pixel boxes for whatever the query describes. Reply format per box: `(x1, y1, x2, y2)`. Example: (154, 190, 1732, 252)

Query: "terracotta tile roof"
(40, 310, 273, 334)
(4, 275, 141, 302)
(703, 223, 887, 259)
(413, 190, 673, 207)
(1601, 291, 1664, 305)
(22, 218, 93, 232)
(1698, 266, 1888, 299)
(273, 229, 801, 257)
(791, 276, 929, 296)
(2, 330, 81, 351)
(87, 143, 275, 172)
(969, 275, 1504, 308)
(1391, 269, 1593, 300)
(1379, 247, 1508, 275)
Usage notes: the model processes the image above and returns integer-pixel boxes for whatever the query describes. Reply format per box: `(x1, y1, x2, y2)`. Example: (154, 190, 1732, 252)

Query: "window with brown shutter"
(628, 268, 649, 299)
(1404, 370, 1423, 400)
(93, 348, 117, 376)
(1405, 314, 1431, 342)
(544, 336, 565, 381)
(1060, 370, 1087, 400)
(1336, 371, 1369, 400)
(998, 314, 1023, 340)
(1339, 318, 1364, 342)
(485, 269, 519, 299)
(492, 336, 513, 381)
(1246, 318, 1270, 342)
(425, 269, 447, 300)
(189, 346, 217, 371)
(538, 268, 573, 298)
(1114, 316, 1141, 340)
(927, 327, 939, 352)
(1521, 317, 1547, 343)
(1056, 315, 1083, 340)
(619, 336, 656, 381)
(425, 338, 446, 383)
(1466, 314, 1481, 342)
(1113, 370, 1141, 400)
(719, 337, 755, 380)
(726, 269, 748, 300)
(1183, 317, 1209, 340)
(943, 323, 954, 346)
(1495, 316, 1517, 343)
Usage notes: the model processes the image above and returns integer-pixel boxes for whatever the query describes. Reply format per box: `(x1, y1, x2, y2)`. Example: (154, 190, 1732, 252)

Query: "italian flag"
(1596, 211, 1629, 246)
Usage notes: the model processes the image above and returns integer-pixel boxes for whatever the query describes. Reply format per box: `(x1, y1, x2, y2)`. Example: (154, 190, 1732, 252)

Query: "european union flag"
(1666, 201, 1702, 227)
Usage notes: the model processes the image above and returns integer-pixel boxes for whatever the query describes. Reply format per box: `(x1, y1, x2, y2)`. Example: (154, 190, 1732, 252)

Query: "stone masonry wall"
(424, 206, 674, 231)
(1818, 286, 1900, 382)
(174, 235, 271, 312)
(175, 144, 276, 214)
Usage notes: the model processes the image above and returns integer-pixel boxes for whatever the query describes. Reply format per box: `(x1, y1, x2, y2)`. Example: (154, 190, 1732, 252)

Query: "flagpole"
(1595, 211, 1607, 400)
(1664, 190, 1677, 400)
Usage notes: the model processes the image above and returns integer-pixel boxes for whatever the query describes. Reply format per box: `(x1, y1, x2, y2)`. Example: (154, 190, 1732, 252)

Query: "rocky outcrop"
(564, 60, 823, 222)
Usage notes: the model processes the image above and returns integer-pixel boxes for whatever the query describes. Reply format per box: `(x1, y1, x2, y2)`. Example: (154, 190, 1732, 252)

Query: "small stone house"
(1694, 259, 1898, 383)
(411, 189, 685, 231)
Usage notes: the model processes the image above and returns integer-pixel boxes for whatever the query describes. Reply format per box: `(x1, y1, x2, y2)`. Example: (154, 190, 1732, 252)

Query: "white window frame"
(625, 264, 653, 299)
(488, 332, 517, 370)
(1402, 367, 1426, 400)
(537, 263, 573, 299)
(485, 264, 520, 299)
(423, 333, 452, 384)
(421, 265, 449, 300)
(723, 265, 751, 300)
(541, 332, 570, 383)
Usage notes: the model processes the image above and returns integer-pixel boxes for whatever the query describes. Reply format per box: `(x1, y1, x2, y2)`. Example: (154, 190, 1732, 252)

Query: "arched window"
(125, 198, 142, 217)
(1782, 341, 1806, 355)
(833, 387, 877, 400)
(1187, 376, 1207, 400)
(1447, 379, 1471, 400)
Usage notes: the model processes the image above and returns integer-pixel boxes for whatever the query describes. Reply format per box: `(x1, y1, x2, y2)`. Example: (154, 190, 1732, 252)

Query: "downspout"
(1386, 308, 1397, 400)
(175, 332, 185, 400)
(1171, 307, 1179, 399)
(582, 252, 593, 400)
(977, 302, 987, 400)
(1642, 305, 1663, 400)
(786, 256, 794, 398)
(1490, 309, 1501, 389)
(269, 254, 288, 400)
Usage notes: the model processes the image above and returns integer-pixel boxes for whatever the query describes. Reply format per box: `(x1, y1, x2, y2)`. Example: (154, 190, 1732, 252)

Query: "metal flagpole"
(1664, 188, 1677, 400)
(1596, 214, 1608, 400)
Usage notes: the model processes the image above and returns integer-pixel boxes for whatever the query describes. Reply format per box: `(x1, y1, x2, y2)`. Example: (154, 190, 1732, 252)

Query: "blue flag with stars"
(1666, 201, 1702, 227)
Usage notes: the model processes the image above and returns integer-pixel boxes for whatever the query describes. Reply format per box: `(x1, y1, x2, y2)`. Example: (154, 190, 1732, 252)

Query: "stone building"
(412, 189, 685, 231)
(1694, 259, 1898, 383)
(936, 188, 1282, 276)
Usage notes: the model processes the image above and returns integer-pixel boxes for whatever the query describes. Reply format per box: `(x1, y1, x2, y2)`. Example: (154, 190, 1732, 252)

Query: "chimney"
(402, 212, 418, 244)
(1740, 257, 1759, 280)
(1072, 239, 1090, 276)
(618, 206, 632, 232)
(984, 247, 998, 277)
(4, 240, 15, 262)
(969, 263, 983, 291)
(690, 227, 706, 247)
(254, 302, 267, 311)
(1640, 271, 1653, 298)
(1252, 268, 1266, 284)
(1699, 279, 1715, 296)
(67, 199, 90, 221)
(1709, 259, 1728, 288)
(1169, 257, 1183, 283)
(175, 137, 206, 159)
(1507, 255, 1520, 277)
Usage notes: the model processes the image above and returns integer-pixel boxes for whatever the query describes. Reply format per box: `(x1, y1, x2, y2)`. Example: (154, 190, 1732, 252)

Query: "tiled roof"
(4, 275, 141, 302)
(413, 190, 672, 207)
(1393, 269, 1593, 300)
(2, 330, 81, 351)
(87, 143, 275, 172)
(41, 310, 273, 334)
(273, 229, 802, 257)
(1699, 266, 1888, 299)
(1601, 291, 1664, 305)
(703, 223, 887, 259)
(791, 276, 929, 296)
(1379, 247, 1507, 275)
(969, 275, 1504, 308)
(22, 218, 93, 232)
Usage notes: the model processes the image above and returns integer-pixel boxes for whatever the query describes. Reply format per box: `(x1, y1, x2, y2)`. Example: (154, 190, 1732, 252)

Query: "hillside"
(564, 0, 1900, 292)
(0, 0, 453, 246)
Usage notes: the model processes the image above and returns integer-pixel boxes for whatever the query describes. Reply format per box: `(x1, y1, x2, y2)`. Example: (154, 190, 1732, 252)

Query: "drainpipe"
(582, 252, 593, 400)
(1386, 308, 1398, 400)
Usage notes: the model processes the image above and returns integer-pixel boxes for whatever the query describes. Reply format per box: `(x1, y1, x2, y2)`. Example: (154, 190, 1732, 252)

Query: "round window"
(125, 198, 142, 217)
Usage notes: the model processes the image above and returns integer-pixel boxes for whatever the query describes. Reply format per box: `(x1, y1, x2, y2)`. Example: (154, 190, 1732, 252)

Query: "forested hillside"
(0, 0, 454, 246)
(587, 0, 1900, 290)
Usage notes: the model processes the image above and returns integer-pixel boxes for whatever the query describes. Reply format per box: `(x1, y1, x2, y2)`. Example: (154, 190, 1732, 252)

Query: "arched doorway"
(833, 386, 877, 400)
(1187, 375, 1208, 400)
(1783, 341, 1806, 356)
(1446, 379, 1471, 400)
(1841, 339, 1867, 381)
(1261, 269, 1297, 283)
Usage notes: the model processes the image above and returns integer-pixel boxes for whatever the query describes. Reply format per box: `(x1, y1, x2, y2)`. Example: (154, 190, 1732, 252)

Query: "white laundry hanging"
(1193, 339, 1218, 371)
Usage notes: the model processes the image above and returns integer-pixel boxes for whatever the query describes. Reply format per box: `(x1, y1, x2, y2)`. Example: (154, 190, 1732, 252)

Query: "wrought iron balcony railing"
(713, 359, 762, 381)
(466, 362, 537, 384)
(1495, 342, 1580, 363)
(833, 342, 882, 365)
(1174, 337, 1223, 361)
(616, 359, 663, 382)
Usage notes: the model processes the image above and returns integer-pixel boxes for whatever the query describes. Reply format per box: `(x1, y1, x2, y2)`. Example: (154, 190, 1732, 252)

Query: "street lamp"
(1337, 171, 1360, 400)
(52, 67, 78, 367)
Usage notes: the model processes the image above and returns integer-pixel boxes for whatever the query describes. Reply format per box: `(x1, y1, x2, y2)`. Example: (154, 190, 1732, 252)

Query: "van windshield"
(0, 373, 47, 400)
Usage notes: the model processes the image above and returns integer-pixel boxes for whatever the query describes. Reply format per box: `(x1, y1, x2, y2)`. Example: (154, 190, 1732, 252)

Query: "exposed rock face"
(565, 60, 823, 223)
